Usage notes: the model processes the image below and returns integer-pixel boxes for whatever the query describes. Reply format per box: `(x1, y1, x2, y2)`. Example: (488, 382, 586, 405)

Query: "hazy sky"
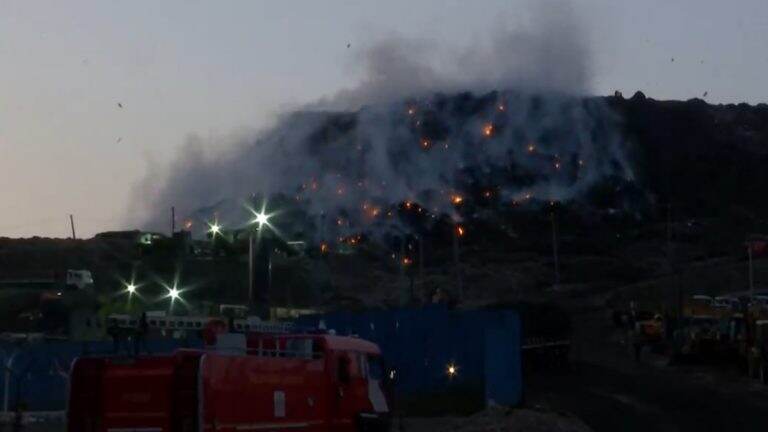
(1, 0, 766, 238)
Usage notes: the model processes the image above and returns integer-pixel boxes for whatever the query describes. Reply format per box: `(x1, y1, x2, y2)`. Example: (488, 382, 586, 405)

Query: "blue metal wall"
(296, 306, 522, 406)
(0, 308, 522, 411)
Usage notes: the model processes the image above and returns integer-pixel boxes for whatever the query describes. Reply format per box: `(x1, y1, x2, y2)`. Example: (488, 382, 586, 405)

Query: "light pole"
(247, 206, 272, 319)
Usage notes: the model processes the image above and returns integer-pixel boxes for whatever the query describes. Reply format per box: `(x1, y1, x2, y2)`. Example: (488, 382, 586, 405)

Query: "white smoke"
(129, 1, 633, 240)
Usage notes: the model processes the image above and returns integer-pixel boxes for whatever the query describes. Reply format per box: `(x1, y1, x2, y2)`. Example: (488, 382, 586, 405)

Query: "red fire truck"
(67, 332, 391, 432)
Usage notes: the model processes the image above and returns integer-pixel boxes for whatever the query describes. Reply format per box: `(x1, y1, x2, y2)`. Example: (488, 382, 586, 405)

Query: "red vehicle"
(67, 333, 391, 432)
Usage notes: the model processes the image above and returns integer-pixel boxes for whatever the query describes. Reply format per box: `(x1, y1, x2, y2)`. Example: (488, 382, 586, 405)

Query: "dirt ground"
(520, 308, 768, 432)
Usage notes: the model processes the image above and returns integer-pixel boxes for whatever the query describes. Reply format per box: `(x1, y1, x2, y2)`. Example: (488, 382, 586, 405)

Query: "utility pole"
(453, 224, 464, 301)
(418, 236, 425, 286)
(749, 245, 755, 298)
(69, 214, 76, 240)
(171, 206, 176, 235)
(551, 212, 560, 290)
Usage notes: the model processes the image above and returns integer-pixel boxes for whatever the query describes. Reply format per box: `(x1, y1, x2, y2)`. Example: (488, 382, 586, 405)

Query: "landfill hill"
(1, 92, 768, 331)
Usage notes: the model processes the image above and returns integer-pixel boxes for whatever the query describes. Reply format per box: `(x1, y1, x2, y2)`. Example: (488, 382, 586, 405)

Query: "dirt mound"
(403, 406, 593, 432)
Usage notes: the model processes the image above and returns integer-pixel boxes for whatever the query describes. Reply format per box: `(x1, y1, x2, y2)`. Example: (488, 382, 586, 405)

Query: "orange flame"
(456, 225, 465, 237)
(482, 123, 494, 137)
(451, 195, 464, 205)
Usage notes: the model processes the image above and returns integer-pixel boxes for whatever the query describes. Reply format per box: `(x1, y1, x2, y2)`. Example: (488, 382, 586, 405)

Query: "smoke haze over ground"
(130, 1, 633, 239)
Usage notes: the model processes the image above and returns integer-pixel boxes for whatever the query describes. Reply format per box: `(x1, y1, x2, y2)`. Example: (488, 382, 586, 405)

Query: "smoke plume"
(129, 2, 634, 242)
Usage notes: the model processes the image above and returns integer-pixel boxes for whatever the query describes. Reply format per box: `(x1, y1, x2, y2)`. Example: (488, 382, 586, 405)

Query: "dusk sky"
(1, 0, 766, 238)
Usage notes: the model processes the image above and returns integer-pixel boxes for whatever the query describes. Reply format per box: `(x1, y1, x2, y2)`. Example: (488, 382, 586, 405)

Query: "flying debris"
(347, 43, 351, 49)
(117, 102, 123, 108)
(703, 91, 708, 97)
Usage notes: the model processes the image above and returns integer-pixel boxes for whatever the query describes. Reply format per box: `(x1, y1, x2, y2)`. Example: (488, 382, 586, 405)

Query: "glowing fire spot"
(405, 201, 413, 210)
(184, 220, 193, 230)
(421, 139, 431, 149)
(482, 123, 494, 137)
(456, 225, 465, 237)
(320, 243, 329, 254)
(451, 195, 464, 205)
(402, 257, 413, 266)
(498, 104, 505, 111)
(527, 144, 536, 153)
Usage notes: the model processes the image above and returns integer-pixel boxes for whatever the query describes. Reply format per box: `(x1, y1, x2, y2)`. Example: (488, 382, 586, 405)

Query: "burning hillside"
(136, 89, 637, 246)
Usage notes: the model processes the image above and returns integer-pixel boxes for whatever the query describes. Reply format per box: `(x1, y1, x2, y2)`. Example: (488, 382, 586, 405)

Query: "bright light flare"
(446, 363, 459, 378)
(168, 286, 181, 301)
(255, 212, 269, 226)
(126, 283, 137, 294)
(208, 223, 222, 235)
(451, 195, 464, 205)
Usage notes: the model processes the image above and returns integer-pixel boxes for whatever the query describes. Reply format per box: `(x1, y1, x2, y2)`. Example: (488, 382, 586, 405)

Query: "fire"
(456, 225, 465, 237)
(482, 123, 494, 137)
(184, 220, 193, 230)
(405, 201, 413, 210)
(527, 143, 536, 153)
(320, 243, 329, 254)
(498, 104, 505, 111)
(402, 257, 413, 266)
(451, 195, 464, 205)
(421, 139, 431, 149)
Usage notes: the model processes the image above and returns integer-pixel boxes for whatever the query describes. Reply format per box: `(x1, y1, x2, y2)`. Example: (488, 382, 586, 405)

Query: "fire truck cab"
(67, 333, 390, 432)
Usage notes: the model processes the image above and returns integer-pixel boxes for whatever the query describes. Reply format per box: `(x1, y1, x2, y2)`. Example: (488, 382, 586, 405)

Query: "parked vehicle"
(68, 332, 391, 432)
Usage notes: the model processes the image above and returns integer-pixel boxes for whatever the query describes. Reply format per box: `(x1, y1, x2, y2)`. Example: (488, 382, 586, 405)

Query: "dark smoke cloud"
(129, 1, 633, 240)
